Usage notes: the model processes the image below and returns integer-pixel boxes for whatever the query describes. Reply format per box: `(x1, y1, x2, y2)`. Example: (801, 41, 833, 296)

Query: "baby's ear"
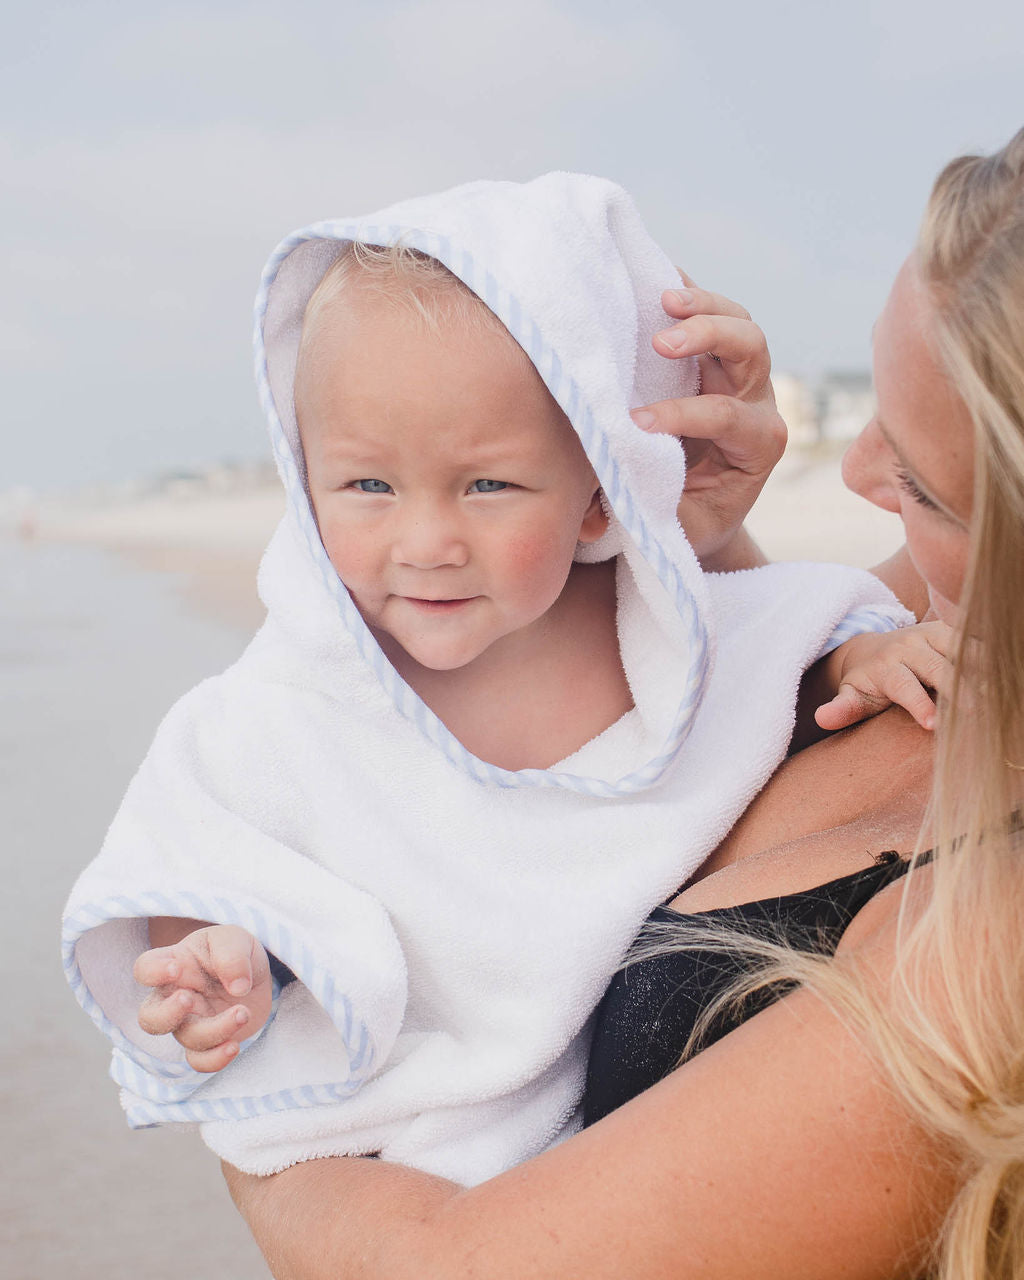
(577, 488, 611, 544)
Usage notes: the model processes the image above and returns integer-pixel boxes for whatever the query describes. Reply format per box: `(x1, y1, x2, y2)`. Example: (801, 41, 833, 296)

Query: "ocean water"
(1, 538, 271, 1279)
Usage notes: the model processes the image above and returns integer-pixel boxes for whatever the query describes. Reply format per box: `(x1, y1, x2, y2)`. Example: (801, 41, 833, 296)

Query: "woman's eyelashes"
(895, 466, 941, 512)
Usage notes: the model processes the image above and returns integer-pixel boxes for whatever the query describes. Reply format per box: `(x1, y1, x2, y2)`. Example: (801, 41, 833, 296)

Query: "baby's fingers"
(206, 924, 259, 998)
(818, 665, 938, 734)
(815, 683, 892, 734)
(175, 1003, 251, 1056)
(184, 1040, 242, 1074)
(176, 1004, 250, 1073)
(138, 987, 195, 1037)
(875, 664, 940, 731)
(133, 946, 183, 990)
(906, 622, 956, 704)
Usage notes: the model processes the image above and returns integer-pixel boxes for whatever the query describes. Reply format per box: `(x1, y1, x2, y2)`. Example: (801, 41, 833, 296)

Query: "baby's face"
(296, 286, 606, 674)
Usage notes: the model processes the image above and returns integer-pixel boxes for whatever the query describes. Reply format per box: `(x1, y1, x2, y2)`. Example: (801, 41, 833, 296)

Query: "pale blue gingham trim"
(62, 891, 378, 1122)
(814, 606, 906, 661)
(120, 1075, 369, 1129)
(255, 222, 711, 797)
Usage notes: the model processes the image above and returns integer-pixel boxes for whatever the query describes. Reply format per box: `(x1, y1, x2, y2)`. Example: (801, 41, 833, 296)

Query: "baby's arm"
(134, 920, 273, 1072)
(793, 620, 954, 750)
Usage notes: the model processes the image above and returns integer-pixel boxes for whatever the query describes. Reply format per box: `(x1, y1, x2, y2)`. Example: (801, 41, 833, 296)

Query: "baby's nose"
(391, 504, 470, 569)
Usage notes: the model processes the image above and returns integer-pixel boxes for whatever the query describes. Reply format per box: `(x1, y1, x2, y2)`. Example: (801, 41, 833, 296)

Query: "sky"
(3, 0, 1023, 492)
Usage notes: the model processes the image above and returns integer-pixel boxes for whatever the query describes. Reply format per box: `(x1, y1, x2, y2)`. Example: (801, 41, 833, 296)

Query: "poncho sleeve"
(62, 676, 408, 1129)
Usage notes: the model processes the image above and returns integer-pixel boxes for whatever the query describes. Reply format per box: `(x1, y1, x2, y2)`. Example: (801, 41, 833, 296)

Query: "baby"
(63, 175, 940, 1185)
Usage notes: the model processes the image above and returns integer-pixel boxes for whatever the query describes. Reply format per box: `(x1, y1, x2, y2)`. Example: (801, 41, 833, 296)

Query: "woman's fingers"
(633, 394, 786, 473)
(663, 282, 752, 322)
(636, 275, 785, 566)
(654, 313, 771, 379)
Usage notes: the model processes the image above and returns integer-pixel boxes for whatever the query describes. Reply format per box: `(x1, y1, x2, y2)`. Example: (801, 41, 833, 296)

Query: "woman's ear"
(577, 488, 611, 544)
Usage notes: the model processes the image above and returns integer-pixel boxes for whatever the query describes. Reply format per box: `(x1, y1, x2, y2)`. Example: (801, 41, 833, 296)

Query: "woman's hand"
(632, 276, 787, 571)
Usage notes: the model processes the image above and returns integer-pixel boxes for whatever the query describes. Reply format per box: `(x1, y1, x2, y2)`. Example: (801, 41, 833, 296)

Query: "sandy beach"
(3, 536, 273, 1278)
(4, 444, 904, 1278)
(20, 441, 906, 630)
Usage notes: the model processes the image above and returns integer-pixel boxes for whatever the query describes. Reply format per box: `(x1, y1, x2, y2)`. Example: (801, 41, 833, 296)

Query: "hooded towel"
(63, 173, 911, 1185)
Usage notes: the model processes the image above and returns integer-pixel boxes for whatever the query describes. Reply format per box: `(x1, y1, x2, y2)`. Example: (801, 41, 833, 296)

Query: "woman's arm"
(225, 893, 956, 1280)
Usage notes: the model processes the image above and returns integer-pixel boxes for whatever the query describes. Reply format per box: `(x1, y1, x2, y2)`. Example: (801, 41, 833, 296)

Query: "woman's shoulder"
(693, 706, 934, 887)
(836, 850, 935, 954)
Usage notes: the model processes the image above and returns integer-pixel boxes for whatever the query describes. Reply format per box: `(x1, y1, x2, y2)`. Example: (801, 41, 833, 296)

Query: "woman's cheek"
(902, 507, 969, 616)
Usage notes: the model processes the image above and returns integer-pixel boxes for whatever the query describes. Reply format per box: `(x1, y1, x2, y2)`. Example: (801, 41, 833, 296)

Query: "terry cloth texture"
(62, 173, 912, 1186)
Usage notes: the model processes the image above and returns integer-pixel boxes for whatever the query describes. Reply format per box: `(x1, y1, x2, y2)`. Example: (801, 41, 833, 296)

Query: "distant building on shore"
(771, 370, 875, 447)
(817, 370, 875, 442)
(772, 374, 819, 447)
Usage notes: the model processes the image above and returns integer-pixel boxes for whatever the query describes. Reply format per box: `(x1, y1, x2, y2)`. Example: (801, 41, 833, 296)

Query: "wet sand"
(3, 448, 902, 1277)
(3, 540, 271, 1278)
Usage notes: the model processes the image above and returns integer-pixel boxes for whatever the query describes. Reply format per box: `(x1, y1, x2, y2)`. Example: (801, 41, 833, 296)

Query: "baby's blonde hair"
(298, 241, 513, 371)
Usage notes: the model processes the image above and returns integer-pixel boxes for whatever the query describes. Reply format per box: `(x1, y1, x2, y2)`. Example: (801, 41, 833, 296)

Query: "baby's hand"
(815, 621, 954, 733)
(134, 924, 273, 1073)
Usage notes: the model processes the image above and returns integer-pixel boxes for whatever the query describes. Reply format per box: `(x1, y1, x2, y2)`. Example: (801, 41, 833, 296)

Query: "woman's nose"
(841, 417, 901, 514)
(390, 503, 470, 569)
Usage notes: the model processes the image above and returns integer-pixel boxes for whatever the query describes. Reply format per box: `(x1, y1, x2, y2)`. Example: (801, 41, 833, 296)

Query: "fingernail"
(166, 961, 179, 979)
(630, 409, 656, 430)
(224, 1041, 239, 1058)
(234, 1007, 250, 1026)
(178, 992, 191, 1009)
(228, 978, 250, 996)
(669, 288, 694, 307)
(656, 328, 690, 353)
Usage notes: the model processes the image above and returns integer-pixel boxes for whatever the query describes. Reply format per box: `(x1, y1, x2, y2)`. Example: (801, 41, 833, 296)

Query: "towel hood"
(253, 173, 709, 795)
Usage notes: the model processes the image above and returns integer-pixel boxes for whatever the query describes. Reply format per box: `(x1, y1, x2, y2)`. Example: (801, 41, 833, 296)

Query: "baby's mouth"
(404, 596, 476, 613)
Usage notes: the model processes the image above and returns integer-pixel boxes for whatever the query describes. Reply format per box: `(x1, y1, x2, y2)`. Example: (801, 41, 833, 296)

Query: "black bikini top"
(583, 852, 915, 1127)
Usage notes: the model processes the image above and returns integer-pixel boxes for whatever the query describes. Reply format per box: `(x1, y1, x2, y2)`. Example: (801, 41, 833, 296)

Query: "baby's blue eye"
(469, 479, 508, 493)
(355, 479, 393, 494)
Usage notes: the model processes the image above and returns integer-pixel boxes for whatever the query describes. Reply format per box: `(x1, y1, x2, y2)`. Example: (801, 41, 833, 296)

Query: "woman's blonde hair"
(913, 125, 1024, 1278)
(637, 127, 1024, 1278)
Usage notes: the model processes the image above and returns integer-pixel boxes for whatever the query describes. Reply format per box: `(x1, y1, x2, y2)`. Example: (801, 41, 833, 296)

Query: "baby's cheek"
(501, 528, 579, 591)
(321, 536, 373, 591)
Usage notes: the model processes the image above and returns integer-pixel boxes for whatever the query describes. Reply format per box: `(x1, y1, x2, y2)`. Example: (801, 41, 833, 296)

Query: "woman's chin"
(926, 589, 960, 626)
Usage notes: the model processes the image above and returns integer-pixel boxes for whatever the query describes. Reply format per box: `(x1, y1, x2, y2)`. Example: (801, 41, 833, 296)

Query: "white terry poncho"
(63, 173, 911, 1186)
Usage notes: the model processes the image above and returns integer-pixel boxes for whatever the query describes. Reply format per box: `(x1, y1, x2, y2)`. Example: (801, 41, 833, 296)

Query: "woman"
(225, 128, 1024, 1278)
